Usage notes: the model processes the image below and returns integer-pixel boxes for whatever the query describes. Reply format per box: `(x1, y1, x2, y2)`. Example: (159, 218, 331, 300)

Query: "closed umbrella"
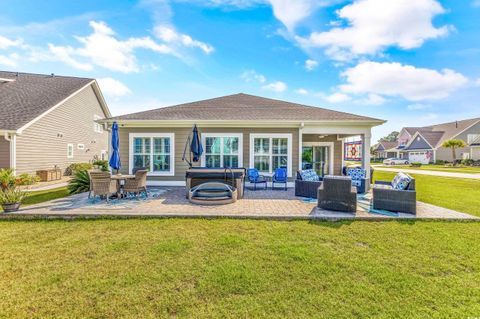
(109, 122, 121, 173)
(190, 125, 203, 163)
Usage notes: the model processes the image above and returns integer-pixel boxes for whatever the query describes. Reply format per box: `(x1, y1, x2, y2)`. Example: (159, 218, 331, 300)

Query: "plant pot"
(2, 202, 21, 213)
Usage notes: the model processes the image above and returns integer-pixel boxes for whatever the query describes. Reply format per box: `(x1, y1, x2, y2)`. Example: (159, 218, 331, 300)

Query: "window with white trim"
(202, 133, 242, 168)
(129, 133, 174, 175)
(467, 134, 480, 144)
(94, 115, 103, 133)
(250, 134, 292, 176)
(77, 144, 85, 150)
(67, 144, 74, 158)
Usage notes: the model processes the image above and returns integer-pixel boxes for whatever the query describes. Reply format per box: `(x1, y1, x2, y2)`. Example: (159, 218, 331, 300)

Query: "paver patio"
(3, 187, 478, 221)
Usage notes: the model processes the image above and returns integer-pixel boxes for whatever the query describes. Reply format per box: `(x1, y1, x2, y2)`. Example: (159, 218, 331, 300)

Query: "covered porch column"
(361, 132, 371, 183)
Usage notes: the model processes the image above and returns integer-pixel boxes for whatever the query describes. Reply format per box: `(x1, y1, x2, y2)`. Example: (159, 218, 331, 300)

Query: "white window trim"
(129, 133, 175, 176)
(302, 141, 335, 175)
(67, 143, 74, 158)
(249, 133, 293, 177)
(94, 115, 103, 133)
(201, 133, 243, 168)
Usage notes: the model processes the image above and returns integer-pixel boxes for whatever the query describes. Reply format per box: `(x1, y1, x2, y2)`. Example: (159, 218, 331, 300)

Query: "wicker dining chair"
(123, 170, 148, 197)
(87, 169, 102, 198)
(89, 171, 118, 201)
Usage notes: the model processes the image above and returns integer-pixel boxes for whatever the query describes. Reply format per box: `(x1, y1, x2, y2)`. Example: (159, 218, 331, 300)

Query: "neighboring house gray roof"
(0, 71, 94, 131)
(378, 140, 398, 151)
(401, 117, 480, 149)
(109, 93, 384, 123)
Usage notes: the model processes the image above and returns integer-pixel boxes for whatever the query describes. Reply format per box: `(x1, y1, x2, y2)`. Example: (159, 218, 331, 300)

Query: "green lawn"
(374, 171, 480, 217)
(376, 164, 480, 174)
(0, 219, 479, 318)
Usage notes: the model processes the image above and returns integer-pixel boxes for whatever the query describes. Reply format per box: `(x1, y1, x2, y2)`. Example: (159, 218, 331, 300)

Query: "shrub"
(65, 163, 93, 176)
(93, 160, 109, 172)
(15, 173, 40, 186)
(0, 168, 16, 191)
(68, 170, 90, 194)
(435, 160, 447, 165)
(461, 159, 474, 166)
(410, 162, 422, 167)
(0, 188, 26, 205)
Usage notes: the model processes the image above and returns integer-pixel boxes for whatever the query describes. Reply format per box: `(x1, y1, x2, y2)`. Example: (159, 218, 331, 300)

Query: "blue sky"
(1, 0, 479, 142)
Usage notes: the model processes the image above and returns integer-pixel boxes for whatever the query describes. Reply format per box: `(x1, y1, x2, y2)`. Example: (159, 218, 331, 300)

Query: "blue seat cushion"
(351, 179, 362, 187)
(299, 169, 320, 182)
(347, 168, 367, 181)
(392, 173, 412, 190)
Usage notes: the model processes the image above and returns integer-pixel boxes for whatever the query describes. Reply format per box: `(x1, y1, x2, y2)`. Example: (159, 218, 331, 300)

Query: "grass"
(374, 171, 480, 217)
(22, 187, 70, 207)
(376, 164, 480, 174)
(0, 219, 479, 318)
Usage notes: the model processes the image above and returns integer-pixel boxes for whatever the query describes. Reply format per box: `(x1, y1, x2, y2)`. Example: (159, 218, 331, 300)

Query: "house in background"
(101, 93, 384, 186)
(372, 140, 399, 160)
(378, 118, 480, 164)
(0, 71, 111, 175)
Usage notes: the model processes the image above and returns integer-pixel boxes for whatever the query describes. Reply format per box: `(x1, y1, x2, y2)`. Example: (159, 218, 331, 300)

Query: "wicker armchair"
(123, 170, 148, 197)
(373, 176, 416, 214)
(87, 169, 102, 198)
(89, 171, 118, 201)
(318, 175, 357, 212)
(295, 170, 322, 198)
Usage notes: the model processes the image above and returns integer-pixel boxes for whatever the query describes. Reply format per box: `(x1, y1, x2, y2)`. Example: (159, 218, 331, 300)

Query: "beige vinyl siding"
(0, 138, 10, 168)
(119, 127, 299, 181)
(15, 85, 109, 175)
(302, 134, 343, 175)
(435, 122, 480, 161)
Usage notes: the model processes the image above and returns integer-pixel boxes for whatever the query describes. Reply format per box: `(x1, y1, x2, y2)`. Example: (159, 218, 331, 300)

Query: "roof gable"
(109, 93, 384, 123)
(0, 71, 109, 131)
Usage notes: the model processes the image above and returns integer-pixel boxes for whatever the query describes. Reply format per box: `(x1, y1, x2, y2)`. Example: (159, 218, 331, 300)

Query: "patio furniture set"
(88, 170, 148, 201)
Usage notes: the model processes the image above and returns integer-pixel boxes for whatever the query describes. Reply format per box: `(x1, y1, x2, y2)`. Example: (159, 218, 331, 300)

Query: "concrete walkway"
(374, 166, 480, 179)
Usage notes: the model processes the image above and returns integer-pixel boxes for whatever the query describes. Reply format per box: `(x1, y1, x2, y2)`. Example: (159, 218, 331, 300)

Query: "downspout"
(4, 132, 16, 175)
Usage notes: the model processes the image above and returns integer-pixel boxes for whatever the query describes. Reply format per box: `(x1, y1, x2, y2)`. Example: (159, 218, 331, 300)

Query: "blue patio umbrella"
(109, 121, 121, 173)
(190, 125, 203, 162)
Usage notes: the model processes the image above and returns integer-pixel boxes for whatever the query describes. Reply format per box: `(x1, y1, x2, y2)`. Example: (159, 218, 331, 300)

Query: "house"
(384, 118, 480, 164)
(0, 71, 111, 175)
(372, 140, 399, 159)
(101, 93, 385, 186)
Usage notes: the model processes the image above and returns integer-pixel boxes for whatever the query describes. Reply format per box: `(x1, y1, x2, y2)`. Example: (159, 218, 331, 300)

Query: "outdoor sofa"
(295, 169, 323, 198)
(317, 175, 357, 212)
(372, 172, 416, 214)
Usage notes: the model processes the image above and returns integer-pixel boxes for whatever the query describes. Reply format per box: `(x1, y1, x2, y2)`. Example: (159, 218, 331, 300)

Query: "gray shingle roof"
(0, 71, 93, 131)
(379, 140, 398, 150)
(109, 93, 383, 122)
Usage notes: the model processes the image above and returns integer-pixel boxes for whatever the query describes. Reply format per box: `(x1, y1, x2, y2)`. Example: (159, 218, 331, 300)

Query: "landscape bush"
(65, 163, 93, 176)
(410, 162, 422, 167)
(67, 170, 90, 194)
(93, 160, 109, 171)
(15, 173, 40, 186)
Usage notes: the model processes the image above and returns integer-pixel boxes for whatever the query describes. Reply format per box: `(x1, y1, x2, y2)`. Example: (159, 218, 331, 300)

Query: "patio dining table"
(111, 174, 135, 198)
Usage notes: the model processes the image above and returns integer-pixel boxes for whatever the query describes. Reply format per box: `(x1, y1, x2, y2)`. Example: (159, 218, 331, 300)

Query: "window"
(94, 115, 103, 133)
(201, 133, 243, 168)
(250, 134, 292, 176)
(67, 144, 74, 158)
(77, 144, 85, 150)
(129, 133, 174, 176)
(467, 134, 480, 144)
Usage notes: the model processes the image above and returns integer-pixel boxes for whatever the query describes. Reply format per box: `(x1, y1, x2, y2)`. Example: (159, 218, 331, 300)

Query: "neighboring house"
(377, 118, 480, 164)
(372, 140, 399, 159)
(0, 71, 111, 175)
(101, 93, 384, 186)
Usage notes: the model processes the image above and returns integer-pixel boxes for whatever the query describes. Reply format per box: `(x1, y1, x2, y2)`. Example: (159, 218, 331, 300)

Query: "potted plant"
(0, 187, 26, 212)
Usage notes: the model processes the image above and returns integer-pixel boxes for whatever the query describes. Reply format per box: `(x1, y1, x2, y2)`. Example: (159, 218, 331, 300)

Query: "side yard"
(374, 171, 480, 217)
(375, 164, 480, 174)
(0, 219, 479, 318)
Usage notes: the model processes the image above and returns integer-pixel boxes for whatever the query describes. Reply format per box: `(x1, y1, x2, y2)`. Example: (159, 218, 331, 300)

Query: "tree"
(381, 131, 399, 142)
(441, 139, 466, 166)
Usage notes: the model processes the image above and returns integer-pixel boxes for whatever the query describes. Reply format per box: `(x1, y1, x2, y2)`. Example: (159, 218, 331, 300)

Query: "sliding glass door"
(302, 145, 330, 176)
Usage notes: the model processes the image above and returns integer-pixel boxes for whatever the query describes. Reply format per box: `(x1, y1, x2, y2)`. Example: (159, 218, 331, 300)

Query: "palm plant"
(68, 170, 91, 194)
(0, 188, 26, 204)
(441, 139, 467, 166)
(0, 168, 16, 191)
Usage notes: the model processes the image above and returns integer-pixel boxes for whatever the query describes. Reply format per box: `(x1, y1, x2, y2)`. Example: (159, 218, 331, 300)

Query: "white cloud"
(324, 92, 351, 103)
(339, 61, 468, 101)
(44, 21, 175, 73)
(262, 81, 287, 92)
(475, 78, 480, 86)
(268, 0, 317, 31)
(473, 0, 480, 7)
(0, 36, 23, 50)
(304, 59, 318, 71)
(295, 88, 309, 95)
(0, 53, 20, 67)
(97, 78, 132, 98)
(407, 103, 431, 110)
(153, 25, 214, 54)
(297, 0, 451, 60)
(240, 70, 267, 83)
(360, 93, 385, 105)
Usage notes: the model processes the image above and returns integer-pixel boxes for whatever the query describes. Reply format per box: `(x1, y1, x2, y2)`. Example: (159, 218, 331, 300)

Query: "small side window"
(77, 144, 85, 150)
(94, 115, 103, 133)
(67, 144, 74, 158)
